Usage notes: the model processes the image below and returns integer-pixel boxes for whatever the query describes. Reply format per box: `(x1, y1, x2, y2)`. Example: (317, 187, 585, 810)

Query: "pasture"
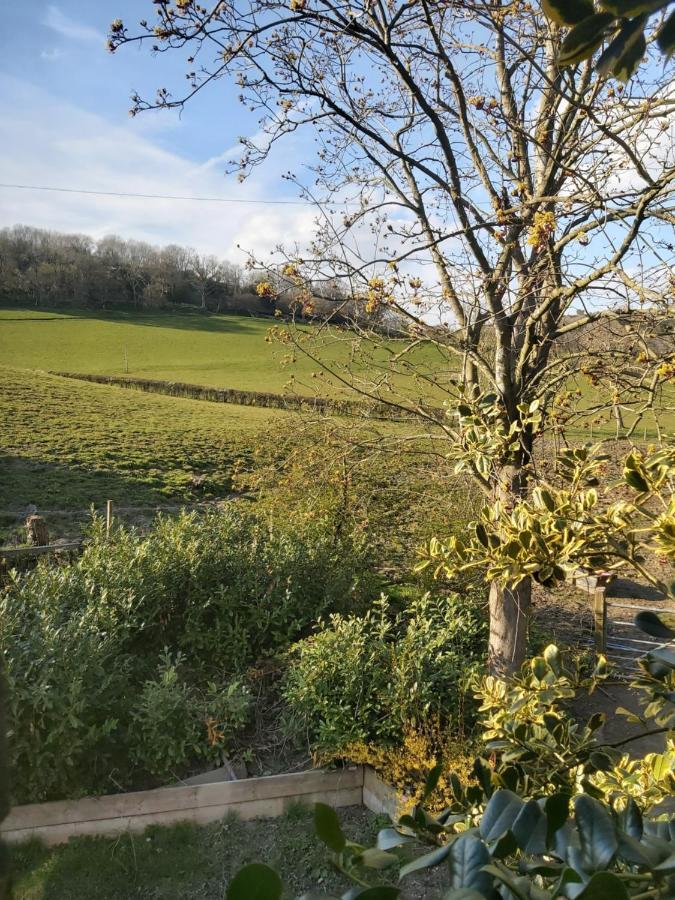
(0, 365, 288, 538)
(0, 307, 365, 396)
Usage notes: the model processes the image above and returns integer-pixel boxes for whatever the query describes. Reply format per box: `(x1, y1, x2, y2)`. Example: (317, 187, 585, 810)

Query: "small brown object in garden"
(25, 515, 49, 547)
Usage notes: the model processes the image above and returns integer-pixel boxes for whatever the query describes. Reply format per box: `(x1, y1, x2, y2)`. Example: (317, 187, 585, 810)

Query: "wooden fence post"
(593, 587, 607, 654)
(105, 500, 113, 538)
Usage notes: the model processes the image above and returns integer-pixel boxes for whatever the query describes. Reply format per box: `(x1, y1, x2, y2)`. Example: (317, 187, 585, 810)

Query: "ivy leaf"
(574, 795, 618, 871)
(225, 864, 283, 900)
(314, 803, 346, 853)
(559, 12, 617, 65)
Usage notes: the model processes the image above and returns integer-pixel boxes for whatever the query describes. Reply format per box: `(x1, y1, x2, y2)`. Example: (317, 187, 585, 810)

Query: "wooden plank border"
(1, 767, 366, 846)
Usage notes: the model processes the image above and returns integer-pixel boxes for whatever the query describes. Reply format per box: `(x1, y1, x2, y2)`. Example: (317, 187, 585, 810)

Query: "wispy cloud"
(0, 77, 317, 263)
(40, 48, 65, 62)
(43, 5, 104, 44)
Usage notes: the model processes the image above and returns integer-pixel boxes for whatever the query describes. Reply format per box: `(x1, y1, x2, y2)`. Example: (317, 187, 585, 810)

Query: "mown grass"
(10, 806, 397, 900)
(0, 366, 289, 537)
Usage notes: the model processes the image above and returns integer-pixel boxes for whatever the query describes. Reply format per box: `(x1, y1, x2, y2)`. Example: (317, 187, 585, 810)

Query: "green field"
(0, 305, 671, 541)
(0, 365, 289, 535)
(0, 307, 365, 396)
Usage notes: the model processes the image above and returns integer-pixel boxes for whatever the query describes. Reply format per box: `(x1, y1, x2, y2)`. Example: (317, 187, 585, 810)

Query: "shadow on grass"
(1, 305, 275, 337)
(0, 454, 193, 543)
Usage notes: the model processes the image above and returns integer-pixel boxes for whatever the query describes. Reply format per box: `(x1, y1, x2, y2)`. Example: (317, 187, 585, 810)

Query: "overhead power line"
(0, 182, 312, 206)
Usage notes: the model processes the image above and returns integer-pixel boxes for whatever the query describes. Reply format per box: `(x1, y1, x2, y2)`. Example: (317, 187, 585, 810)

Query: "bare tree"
(111, 2, 675, 672)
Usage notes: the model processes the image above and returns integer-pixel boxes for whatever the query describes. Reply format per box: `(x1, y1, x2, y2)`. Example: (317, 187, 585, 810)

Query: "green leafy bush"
(129, 651, 250, 777)
(0, 505, 373, 802)
(283, 592, 487, 756)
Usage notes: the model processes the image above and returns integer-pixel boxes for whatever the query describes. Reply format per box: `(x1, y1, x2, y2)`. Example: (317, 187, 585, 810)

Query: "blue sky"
(0, 1, 316, 261)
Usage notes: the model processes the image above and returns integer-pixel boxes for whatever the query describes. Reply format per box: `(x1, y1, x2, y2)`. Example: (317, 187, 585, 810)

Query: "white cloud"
(40, 48, 65, 62)
(43, 5, 106, 45)
(0, 77, 318, 263)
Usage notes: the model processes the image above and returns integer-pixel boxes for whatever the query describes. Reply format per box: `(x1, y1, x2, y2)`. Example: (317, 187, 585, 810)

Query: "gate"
(575, 573, 675, 674)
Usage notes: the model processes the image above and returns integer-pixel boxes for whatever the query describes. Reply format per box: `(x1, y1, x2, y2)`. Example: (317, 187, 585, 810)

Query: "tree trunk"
(488, 577, 531, 676)
(487, 461, 531, 676)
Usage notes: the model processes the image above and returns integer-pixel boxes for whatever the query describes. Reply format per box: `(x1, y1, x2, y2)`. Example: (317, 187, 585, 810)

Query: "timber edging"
(0, 766, 397, 846)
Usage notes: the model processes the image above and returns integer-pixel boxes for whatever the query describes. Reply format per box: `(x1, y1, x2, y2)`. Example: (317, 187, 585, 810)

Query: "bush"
(0, 504, 373, 802)
(283, 591, 487, 757)
(129, 651, 250, 777)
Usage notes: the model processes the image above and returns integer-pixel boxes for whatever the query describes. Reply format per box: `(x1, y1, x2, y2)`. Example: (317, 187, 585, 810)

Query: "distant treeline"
(0, 225, 392, 328)
(54, 371, 443, 422)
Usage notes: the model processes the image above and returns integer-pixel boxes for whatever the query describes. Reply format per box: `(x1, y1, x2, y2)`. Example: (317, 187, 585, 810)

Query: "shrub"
(0, 590, 132, 801)
(129, 651, 250, 777)
(283, 591, 487, 757)
(1, 504, 373, 802)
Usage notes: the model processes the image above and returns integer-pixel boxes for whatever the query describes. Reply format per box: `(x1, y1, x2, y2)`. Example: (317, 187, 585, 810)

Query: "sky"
(0, 1, 318, 263)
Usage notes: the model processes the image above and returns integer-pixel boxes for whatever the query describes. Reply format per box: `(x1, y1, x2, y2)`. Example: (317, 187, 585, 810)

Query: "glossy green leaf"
(359, 848, 398, 870)
(314, 803, 346, 853)
(657, 8, 675, 54)
(600, 0, 666, 15)
(621, 797, 643, 839)
(447, 834, 493, 895)
(442, 891, 485, 900)
(377, 827, 415, 851)
(574, 794, 618, 871)
(422, 761, 444, 801)
(596, 14, 647, 79)
(342, 888, 400, 900)
(576, 871, 630, 899)
(511, 799, 547, 854)
(225, 864, 283, 900)
(636, 610, 675, 640)
(559, 12, 617, 65)
(545, 793, 571, 845)
(480, 790, 523, 843)
(543, 0, 595, 25)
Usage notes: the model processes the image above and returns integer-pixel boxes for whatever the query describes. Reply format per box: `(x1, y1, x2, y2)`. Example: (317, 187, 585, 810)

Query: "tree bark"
(488, 577, 531, 676)
(487, 461, 531, 676)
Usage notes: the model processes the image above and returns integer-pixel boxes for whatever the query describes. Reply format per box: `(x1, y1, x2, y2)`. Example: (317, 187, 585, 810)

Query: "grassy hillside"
(0, 307, 360, 396)
(0, 366, 289, 537)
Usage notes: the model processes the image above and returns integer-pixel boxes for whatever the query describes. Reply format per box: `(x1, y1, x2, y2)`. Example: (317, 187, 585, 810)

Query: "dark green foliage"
(543, 0, 675, 79)
(0, 506, 374, 803)
(283, 592, 487, 755)
(0, 661, 10, 897)
(238, 623, 675, 897)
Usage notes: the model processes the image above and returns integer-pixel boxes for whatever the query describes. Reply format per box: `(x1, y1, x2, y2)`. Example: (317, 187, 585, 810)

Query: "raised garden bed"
(1, 766, 396, 847)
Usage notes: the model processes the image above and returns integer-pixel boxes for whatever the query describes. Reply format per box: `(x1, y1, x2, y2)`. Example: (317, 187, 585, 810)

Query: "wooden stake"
(105, 500, 113, 537)
(593, 588, 606, 654)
